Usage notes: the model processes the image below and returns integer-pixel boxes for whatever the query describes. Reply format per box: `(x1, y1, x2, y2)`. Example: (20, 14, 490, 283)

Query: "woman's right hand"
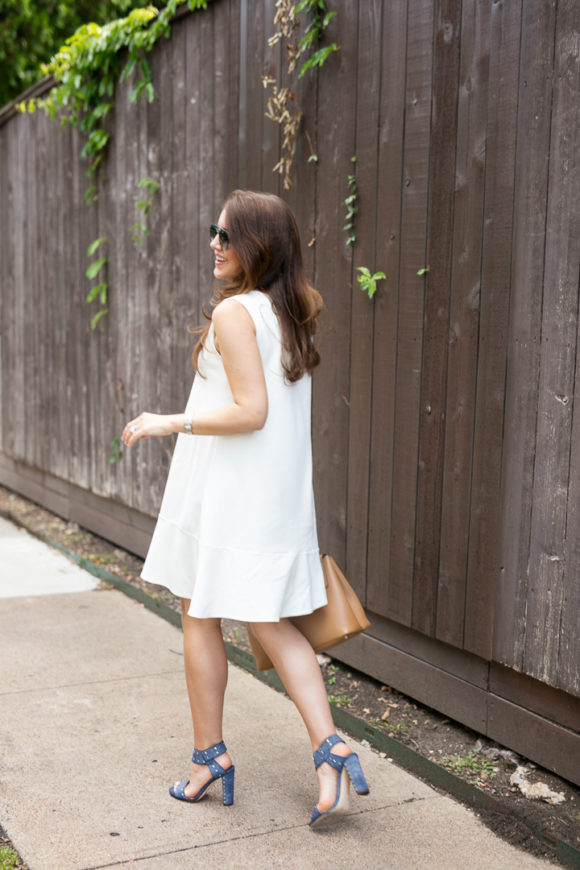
(121, 413, 178, 447)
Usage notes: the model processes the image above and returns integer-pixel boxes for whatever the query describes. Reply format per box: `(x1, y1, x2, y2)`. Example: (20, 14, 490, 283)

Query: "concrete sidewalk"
(0, 516, 556, 869)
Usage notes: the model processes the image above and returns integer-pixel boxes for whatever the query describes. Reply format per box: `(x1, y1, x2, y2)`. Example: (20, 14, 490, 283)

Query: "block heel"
(170, 740, 235, 806)
(344, 752, 370, 795)
(221, 765, 235, 806)
(309, 734, 370, 828)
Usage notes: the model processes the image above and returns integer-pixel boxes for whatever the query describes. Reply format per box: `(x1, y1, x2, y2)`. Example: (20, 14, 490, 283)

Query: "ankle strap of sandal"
(192, 741, 227, 766)
(313, 734, 345, 770)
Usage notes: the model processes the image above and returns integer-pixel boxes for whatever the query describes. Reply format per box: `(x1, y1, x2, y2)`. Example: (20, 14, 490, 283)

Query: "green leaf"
(87, 236, 106, 256)
(417, 266, 430, 275)
(84, 185, 97, 204)
(307, 154, 319, 163)
(86, 282, 107, 304)
(91, 308, 108, 330)
(121, 55, 137, 81)
(357, 267, 371, 278)
(138, 177, 158, 191)
(129, 80, 145, 103)
(85, 256, 107, 280)
(299, 44, 340, 78)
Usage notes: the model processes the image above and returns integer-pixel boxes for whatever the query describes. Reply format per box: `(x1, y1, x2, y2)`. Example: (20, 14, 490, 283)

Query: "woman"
(122, 190, 369, 827)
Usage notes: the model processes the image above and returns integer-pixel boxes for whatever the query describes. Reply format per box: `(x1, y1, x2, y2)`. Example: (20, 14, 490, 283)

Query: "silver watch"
(184, 415, 193, 434)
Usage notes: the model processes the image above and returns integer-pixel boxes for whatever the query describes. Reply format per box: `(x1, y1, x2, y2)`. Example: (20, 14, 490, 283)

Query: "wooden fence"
(1, 0, 578, 784)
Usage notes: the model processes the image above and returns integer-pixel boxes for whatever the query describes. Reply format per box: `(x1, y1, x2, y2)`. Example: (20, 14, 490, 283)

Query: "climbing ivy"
(16, 1, 209, 331)
(85, 236, 109, 328)
(17, 2, 209, 177)
(131, 176, 160, 246)
(343, 155, 357, 245)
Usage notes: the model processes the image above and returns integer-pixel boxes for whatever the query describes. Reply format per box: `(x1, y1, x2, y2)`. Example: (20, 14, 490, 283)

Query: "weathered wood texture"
(0, 0, 579, 711)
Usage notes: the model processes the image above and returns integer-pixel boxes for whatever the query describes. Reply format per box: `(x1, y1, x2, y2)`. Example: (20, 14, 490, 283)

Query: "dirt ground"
(1, 484, 579, 869)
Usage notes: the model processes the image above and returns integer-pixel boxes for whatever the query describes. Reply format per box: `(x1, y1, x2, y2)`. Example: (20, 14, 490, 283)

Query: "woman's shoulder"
(214, 290, 272, 320)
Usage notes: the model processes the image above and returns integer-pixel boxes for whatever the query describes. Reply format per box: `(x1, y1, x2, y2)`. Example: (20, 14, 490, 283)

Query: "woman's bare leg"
(177, 599, 232, 797)
(248, 619, 352, 812)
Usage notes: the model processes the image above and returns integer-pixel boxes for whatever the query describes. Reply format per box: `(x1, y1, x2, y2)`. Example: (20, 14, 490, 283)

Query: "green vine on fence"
(85, 236, 109, 328)
(16, 1, 208, 333)
(263, 0, 339, 189)
(17, 2, 209, 178)
(343, 155, 357, 245)
(131, 176, 160, 246)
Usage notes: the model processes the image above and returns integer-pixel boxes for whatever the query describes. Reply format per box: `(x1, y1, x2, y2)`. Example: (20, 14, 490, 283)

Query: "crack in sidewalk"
(79, 798, 429, 869)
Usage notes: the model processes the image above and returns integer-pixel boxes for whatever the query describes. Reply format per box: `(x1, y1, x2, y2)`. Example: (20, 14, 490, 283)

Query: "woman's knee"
(181, 601, 221, 633)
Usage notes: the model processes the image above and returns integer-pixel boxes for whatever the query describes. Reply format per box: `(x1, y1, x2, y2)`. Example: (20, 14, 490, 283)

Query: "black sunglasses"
(210, 224, 230, 250)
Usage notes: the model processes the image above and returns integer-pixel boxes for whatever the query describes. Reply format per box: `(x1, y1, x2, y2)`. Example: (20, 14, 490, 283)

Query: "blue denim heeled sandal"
(169, 740, 235, 806)
(309, 734, 369, 827)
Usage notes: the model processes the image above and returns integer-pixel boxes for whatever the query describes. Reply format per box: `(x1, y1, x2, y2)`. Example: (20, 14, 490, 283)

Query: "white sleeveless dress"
(141, 290, 327, 621)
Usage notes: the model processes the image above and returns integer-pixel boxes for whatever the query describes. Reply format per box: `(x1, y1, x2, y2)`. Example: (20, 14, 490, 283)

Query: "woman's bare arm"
(122, 299, 268, 447)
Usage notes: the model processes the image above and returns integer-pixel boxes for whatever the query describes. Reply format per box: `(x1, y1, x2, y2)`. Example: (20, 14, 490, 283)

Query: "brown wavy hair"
(192, 190, 322, 383)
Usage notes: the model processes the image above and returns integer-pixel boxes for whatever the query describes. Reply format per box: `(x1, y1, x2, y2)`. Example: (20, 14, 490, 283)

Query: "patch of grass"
(441, 751, 496, 782)
(328, 694, 353, 708)
(370, 719, 408, 734)
(86, 553, 118, 566)
(0, 845, 21, 870)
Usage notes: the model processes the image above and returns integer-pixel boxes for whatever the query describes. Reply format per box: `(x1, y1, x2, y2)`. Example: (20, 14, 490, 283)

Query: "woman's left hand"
(122, 413, 176, 447)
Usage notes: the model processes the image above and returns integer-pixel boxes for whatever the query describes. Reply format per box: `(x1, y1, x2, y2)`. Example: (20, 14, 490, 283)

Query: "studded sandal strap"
(192, 740, 227, 767)
(313, 734, 345, 770)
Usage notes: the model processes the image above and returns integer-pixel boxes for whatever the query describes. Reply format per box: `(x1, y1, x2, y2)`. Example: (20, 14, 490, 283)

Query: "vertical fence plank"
(387, 0, 434, 627)
(525, 0, 580, 690)
(260, 0, 280, 195)
(108, 70, 130, 504)
(31, 112, 45, 478)
(436, 0, 490, 648)
(226, 0, 240, 194)
(185, 6, 203, 334)
(557, 0, 580, 698)
(311, 1, 358, 566)
(345, 0, 379, 601)
(239, 0, 269, 192)
(412, 0, 461, 637)
(462, 0, 522, 661)
(366, 0, 408, 616)
(213, 0, 232, 209)
(67, 126, 86, 491)
(16, 119, 33, 470)
(170, 17, 190, 386)
(491, 0, 555, 666)
(199, 7, 218, 292)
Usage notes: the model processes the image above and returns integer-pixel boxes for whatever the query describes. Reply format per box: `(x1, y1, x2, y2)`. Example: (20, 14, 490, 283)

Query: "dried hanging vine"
(263, 0, 339, 189)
